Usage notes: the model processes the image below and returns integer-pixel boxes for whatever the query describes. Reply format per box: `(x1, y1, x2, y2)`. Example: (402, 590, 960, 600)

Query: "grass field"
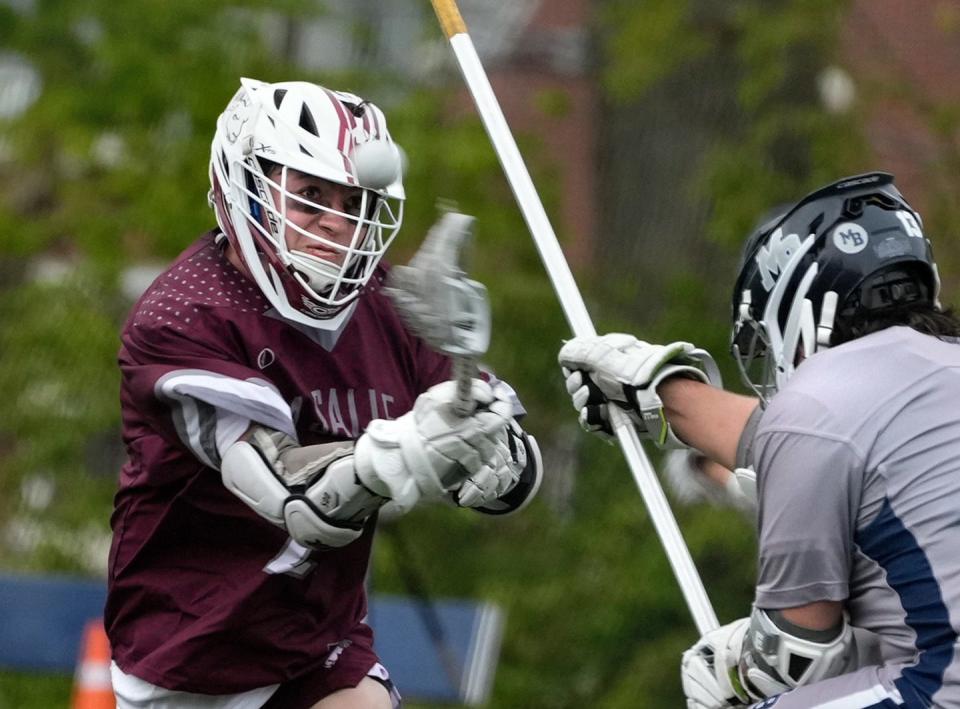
(0, 671, 73, 708)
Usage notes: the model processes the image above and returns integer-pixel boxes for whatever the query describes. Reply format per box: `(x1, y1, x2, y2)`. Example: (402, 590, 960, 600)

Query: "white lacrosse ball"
(352, 140, 404, 190)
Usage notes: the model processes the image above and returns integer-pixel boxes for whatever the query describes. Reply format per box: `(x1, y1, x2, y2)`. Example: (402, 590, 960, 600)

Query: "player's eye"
(290, 187, 323, 213)
(300, 186, 320, 199)
(343, 193, 364, 217)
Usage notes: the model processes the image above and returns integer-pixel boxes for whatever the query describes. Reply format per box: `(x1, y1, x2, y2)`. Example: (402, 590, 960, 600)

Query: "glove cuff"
(355, 421, 422, 513)
(628, 364, 708, 448)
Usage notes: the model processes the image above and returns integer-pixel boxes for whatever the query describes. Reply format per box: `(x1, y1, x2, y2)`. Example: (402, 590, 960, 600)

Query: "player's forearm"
(659, 377, 760, 470)
(777, 601, 844, 632)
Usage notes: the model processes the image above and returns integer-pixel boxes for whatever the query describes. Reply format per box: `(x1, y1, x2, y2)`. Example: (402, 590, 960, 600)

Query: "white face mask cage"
(235, 158, 403, 311)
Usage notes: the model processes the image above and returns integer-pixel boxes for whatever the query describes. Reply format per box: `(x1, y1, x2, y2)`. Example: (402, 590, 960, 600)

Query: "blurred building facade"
(593, 0, 960, 326)
(468, 0, 598, 266)
(843, 0, 960, 211)
(425, 0, 960, 299)
(286, 0, 599, 265)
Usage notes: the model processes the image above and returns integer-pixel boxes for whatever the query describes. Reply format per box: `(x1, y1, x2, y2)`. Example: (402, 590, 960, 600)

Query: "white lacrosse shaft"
(430, 0, 718, 635)
(452, 356, 477, 416)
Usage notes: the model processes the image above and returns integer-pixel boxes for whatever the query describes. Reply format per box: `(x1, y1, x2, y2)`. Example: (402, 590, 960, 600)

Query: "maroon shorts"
(262, 625, 400, 709)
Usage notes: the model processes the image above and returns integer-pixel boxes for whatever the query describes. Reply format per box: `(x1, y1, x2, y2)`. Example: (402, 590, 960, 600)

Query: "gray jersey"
(746, 326, 960, 709)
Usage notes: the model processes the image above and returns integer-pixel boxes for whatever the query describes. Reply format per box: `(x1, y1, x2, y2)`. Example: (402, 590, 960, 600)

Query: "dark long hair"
(832, 303, 960, 346)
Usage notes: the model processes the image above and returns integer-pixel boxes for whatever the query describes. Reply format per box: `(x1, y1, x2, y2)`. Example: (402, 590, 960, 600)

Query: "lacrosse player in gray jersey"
(558, 172, 960, 708)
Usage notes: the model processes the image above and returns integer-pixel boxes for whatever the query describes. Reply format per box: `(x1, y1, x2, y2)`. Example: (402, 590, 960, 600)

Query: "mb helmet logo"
(833, 222, 869, 254)
(756, 227, 804, 291)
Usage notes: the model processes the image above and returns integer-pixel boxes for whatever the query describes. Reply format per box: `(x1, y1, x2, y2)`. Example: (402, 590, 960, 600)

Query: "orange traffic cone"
(71, 619, 116, 709)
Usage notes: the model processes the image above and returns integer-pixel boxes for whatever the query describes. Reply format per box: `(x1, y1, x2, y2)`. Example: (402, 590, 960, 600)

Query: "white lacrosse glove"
(558, 333, 722, 448)
(354, 378, 514, 515)
(663, 449, 757, 515)
(451, 415, 543, 513)
(452, 422, 522, 508)
(681, 618, 752, 709)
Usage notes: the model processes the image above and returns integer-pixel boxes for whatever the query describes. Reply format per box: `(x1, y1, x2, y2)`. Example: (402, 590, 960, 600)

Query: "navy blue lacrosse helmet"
(730, 172, 940, 400)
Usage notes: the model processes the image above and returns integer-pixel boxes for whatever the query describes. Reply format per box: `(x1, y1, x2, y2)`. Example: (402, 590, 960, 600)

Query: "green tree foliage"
(0, 0, 314, 262)
(0, 0, 319, 575)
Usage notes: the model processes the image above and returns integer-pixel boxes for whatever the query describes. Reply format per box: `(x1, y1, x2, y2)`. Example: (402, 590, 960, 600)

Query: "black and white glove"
(681, 618, 752, 709)
(557, 333, 721, 448)
(354, 378, 516, 515)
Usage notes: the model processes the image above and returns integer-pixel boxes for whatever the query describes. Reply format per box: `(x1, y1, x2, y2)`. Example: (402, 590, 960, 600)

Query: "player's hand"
(452, 417, 528, 508)
(662, 449, 757, 515)
(560, 367, 616, 441)
(354, 378, 514, 514)
(681, 618, 752, 709)
(558, 333, 721, 448)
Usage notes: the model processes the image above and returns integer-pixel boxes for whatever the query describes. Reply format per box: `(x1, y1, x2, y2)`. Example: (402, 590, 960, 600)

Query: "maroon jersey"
(106, 231, 451, 693)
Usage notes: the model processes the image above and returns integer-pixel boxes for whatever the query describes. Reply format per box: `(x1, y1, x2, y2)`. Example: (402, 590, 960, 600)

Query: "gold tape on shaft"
(431, 0, 467, 38)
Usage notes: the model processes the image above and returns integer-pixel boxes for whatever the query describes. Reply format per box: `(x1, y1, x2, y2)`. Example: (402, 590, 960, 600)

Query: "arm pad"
(739, 607, 858, 700)
(220, 439, 290, 526)
(220, 428, 387, 549)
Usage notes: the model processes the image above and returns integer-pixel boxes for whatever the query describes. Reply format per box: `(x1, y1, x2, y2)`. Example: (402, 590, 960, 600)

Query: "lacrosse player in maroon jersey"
(105, 78, 542, 709)
(559, 173, 960, 708)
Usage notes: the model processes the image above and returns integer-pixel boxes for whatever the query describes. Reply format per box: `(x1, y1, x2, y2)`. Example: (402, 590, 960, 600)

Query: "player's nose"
(311, 203, 354, 239)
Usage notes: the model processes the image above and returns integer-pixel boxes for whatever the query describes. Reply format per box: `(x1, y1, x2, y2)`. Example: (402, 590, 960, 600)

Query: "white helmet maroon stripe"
(208, 78, 405, 329)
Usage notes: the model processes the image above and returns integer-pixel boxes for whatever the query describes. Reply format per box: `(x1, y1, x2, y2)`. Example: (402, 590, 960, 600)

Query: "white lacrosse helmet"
(209, 77, 405, 328)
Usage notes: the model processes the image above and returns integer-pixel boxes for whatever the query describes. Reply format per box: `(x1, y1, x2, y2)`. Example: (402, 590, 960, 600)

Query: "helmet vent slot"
(299, 104, 318, 136)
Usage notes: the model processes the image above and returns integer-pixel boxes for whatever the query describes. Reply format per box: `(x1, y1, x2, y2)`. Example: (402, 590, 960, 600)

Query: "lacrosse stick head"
(385, 211, 491, 360)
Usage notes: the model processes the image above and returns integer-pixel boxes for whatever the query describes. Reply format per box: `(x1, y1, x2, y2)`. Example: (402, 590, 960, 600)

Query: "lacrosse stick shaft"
(452, 356, 477, 416)
(430, 0, 719, 635)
